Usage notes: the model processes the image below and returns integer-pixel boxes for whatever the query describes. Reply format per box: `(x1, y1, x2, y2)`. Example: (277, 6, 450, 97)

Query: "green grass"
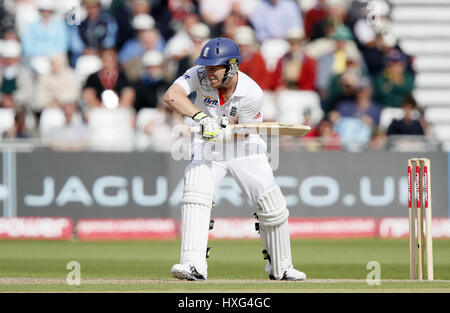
(0, 239, 449, 292)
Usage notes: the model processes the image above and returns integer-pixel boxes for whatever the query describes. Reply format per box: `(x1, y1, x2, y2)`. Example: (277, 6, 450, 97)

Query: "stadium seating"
(262, 91, 277, 122)
(392, 0, 450, 150)
(260, 38, 290, 72)
(135, 108, 159, 151)
(392, 5, 450, 22)
(39, 108, 66, 138)
(413, 56, 450, 72)
(424, 108, 450, 125)
(379, 108, 405, 132)
(1, 0, 449, 152)
(431, 124, 450, 149)
(276, 90, 323, 125)
(87, 108, 135, 151)
(413, 89, 450, 107)
(74, 55, 103, 85)
(30, 56, 51, 76)
(0, 108, 15, 138)
(415, 73, 450, 89)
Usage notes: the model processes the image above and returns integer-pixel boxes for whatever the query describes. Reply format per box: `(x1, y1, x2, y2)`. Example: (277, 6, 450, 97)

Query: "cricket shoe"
(265, 262, 306, 281)
(171, 263, 206, 281)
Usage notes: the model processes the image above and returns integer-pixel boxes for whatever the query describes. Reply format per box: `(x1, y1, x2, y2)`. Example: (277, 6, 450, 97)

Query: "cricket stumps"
(408, 158, 433, 281)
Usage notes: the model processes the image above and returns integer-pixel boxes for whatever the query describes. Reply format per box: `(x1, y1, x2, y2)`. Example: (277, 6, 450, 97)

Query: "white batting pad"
(179, 162, 216, 278)
(256, 185, 292, 280)
(182, 162, 215, 207)
(180, 203, 211, 278)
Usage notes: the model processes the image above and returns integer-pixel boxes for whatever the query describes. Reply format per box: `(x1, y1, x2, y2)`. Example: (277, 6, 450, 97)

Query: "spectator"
(303, 0, 328, 40)
(174, 22, 211, 79)
(113, 0, 174, 43)
(69, 0, 118, 66)
(133, 50, 170, 112)
(200, 0, 258, 34)
(374, 49, 415, 108)
(353, 6, 413, 78)
(2, 107, 31, 139)
(369, 128, 387, 150)
(268, 27, 316, 91)
(198, 0, 234, 36)
(250, 0, 304, 43)
(109, 0, 136, 50)
(35, 54, 81, 113)
(346, 0, 373, 28)
(218, 1, 250, 39)
(13, 0, 40, 37)
(164, 13, 200, 63)
(0, 0, 15, 39)
(111, 0, 173, 48)
(381, 33, 415, 75)
(330, 79, 381, 151)
(316, 25, 361, 100)
(2, 28, 19, 41)
(21, 0, 68, 61)
(119, 14, 165, 83)
(310, 1, 347, 41)
(233, 25, 269, 89)
(168, 0, 200, 27)
(335, 77, 382, 126)
(333, 115, 372, 151)
(112, 0, 174, 43)
(147, 0, 176, 41)
(386, 95, 424, 136)
(82, 47, 135, 109)
(304, 118, 342, 151)
(0, 40, 33, 110)
(165, 18, 211, 80)
(305, 21, 360, 61)
(351, 0, 390, 47)
(47, 102, 89, 151)
(321, 52, 369, 113)
(358, 31, 390, 77)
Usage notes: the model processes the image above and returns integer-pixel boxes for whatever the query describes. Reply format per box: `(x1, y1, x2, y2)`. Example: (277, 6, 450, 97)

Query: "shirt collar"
(233, 71, 246, 97)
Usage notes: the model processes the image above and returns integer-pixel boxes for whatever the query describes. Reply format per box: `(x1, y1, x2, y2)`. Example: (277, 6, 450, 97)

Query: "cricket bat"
(192, 122, 311, 137)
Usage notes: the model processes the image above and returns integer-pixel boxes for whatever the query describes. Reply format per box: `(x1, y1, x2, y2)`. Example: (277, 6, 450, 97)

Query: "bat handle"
(190, 126, 200, 134)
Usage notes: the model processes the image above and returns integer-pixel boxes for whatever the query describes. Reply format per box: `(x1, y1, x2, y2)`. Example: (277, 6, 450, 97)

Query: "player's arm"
(164, 83, 227, 141)
(163, 83, 200, 118)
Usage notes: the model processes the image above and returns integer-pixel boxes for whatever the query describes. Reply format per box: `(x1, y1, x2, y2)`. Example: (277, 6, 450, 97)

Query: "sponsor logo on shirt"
(183, 72, 190, 79)
(253, 112, 261, 119)
(203, 95, 218, 107)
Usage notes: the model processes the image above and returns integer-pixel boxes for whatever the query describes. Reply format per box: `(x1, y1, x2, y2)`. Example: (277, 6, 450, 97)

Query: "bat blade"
(231, 122, 311, 137)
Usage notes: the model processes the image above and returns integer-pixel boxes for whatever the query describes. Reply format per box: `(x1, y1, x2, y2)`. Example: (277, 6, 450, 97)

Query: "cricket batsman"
(164, 37, 306, 281)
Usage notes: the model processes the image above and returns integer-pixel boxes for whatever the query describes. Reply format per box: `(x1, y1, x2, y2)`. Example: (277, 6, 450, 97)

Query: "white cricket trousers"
(179, 153, 277, 277)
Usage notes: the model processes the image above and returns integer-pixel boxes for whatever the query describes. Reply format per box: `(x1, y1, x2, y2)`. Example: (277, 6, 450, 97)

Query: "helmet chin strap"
(218, 63, 238, 87)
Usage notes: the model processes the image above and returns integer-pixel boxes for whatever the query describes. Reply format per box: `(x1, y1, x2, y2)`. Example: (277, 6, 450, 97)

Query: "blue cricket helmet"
(194, 37, 241, 66)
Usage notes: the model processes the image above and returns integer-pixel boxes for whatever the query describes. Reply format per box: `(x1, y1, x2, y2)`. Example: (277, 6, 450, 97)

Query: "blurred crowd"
(0, 0, 429, 151)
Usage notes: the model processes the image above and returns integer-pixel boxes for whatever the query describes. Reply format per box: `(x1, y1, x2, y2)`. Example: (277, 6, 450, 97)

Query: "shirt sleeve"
(238, 94, 264, 124)
(172, 66, 200, 96)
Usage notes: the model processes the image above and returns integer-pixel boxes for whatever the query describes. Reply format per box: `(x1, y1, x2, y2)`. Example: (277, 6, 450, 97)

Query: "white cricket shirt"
(173, 65, 267, 160)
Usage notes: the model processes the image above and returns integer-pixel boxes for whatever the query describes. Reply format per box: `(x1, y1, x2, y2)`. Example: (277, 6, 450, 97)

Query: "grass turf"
(0, 239, 449, 292)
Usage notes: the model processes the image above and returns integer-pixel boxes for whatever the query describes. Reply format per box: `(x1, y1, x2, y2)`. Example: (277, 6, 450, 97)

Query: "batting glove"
(193, 111, 222, 142)
(218, 116, 232, 142)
